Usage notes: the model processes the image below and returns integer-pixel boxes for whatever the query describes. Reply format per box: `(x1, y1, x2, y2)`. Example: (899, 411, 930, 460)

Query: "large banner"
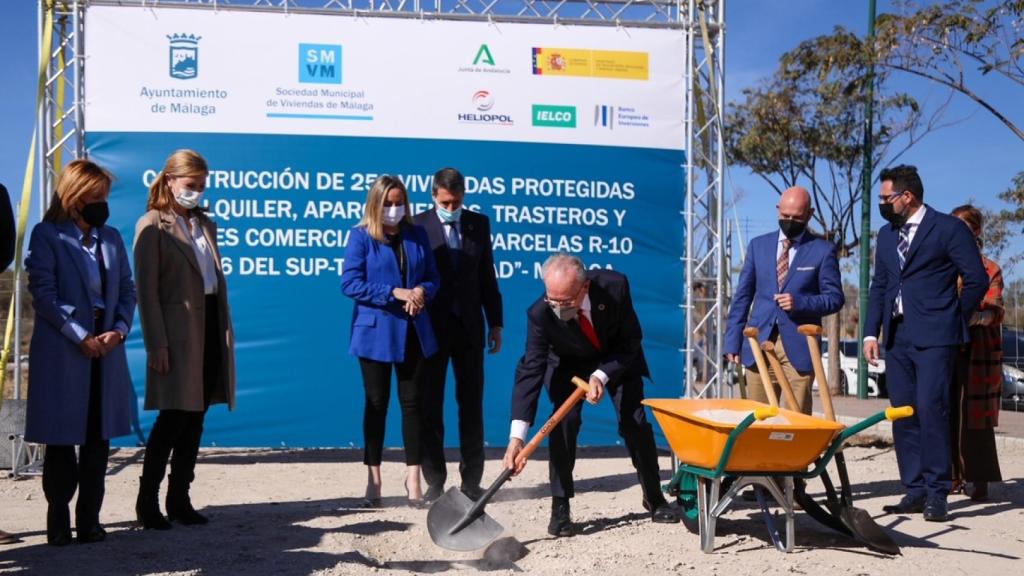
(84, 6, 687, 447)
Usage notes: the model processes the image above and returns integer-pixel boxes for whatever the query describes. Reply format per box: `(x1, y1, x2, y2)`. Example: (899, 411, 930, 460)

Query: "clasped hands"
(393, 285, 427, 317)
(79, 331, 124, 359)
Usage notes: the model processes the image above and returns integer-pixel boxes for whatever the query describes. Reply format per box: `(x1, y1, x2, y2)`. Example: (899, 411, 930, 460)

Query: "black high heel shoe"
(362, 484, 382, 508)
(405, 479, 425, 509)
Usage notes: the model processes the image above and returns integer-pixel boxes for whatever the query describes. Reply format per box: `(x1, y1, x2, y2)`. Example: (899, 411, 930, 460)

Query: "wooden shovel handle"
(799, 324, 836, 422)
(743, 327, 778, 407)
(515, 377, 593, 467)
(762, 341, 801, 411)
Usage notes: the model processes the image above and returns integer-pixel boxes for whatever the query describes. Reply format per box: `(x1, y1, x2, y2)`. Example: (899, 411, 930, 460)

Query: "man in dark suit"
(865, 165, 988, 522)
(724, 185, 844, 414)
(503, 253, 677, 537)
(414, 168, 503, 502)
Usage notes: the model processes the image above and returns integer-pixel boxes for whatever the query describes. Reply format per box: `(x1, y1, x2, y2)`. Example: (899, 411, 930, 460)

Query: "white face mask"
(382, 205, 405, 226)
(174, 188, 203, 210)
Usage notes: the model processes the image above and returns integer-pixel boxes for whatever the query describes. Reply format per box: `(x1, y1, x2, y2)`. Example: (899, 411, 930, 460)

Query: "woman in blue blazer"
(341, 175, 439, 506)
(24, 160, 137, 545)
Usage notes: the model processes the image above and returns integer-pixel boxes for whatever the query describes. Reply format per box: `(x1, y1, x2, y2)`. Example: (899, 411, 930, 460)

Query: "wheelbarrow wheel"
(673, 471, 701, 521)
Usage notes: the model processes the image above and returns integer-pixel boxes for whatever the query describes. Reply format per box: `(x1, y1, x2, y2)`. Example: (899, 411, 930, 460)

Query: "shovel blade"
(839, 506, 901, 555)
(427, 487, 505, 551)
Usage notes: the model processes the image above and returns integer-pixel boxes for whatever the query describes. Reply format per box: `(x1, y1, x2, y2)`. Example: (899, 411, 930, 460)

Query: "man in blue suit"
(865, 165, 988, 522)
(724, 186, 844, 414)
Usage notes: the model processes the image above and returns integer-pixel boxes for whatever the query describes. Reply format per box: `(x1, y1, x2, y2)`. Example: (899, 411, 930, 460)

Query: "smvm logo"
(299, 44, 342, 84)
(168, 34, 200, 80)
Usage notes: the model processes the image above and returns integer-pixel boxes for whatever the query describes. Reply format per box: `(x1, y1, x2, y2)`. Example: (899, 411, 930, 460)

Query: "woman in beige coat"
(133, 149, 235, 530)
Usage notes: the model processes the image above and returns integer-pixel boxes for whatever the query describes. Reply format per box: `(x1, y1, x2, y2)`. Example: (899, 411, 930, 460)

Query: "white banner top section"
(84, 6, 686, 151)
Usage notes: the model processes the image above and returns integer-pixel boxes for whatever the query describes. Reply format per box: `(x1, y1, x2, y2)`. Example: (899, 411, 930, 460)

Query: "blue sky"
(1, 0, 1020, 275)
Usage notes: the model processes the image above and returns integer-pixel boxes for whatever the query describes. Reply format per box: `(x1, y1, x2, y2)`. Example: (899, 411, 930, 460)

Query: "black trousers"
(420, 317, 486, 490)
(141, 296, 220, 490)
(43, 358, 109, 538)
(546, 374, 665, 505)
(359, 323, 424, 466)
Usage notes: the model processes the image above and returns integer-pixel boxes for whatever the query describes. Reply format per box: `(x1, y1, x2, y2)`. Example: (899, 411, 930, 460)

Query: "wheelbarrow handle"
(514, 377, 593, 469)
(707, 405, 780, 477)
(799, 324, 836, 422)
(743, 327, 779, 407)
(761, 341, 802, 412)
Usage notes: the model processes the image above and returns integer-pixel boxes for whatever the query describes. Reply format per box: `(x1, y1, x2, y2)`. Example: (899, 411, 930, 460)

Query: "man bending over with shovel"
(502, 253, 677, 537)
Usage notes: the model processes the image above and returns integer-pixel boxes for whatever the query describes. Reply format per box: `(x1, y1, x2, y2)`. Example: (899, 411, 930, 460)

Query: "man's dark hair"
(432, 167, 465, 197)
(879, 164, 924, 201)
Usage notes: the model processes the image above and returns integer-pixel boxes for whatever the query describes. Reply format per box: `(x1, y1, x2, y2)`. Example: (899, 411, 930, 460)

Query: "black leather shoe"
(547, 498, 574, 537)
(423, 485, 445, 504)
(923, 498, 949, 522)
(167, 505, 209, 526)
(47, 531, 73, 547)
(643, 497, 680, 524)
(882, 494, 926, 514)
(461, 484, 485, 501)
(77, 525, 107, 544)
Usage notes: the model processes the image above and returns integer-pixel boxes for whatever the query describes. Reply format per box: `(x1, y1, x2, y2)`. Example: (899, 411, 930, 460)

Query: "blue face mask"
(437, 206, 463, 223)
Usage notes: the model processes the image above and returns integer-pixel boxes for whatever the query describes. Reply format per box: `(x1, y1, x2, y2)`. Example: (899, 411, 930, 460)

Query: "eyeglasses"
(878, 191, 905, 204)
(544, 283, 586, 308)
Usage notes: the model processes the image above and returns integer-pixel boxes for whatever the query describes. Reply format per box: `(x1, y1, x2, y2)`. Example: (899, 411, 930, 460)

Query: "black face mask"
(778, 219, 807, 240)
(879, 202, 906, 227)
(79, 201, 110, 228)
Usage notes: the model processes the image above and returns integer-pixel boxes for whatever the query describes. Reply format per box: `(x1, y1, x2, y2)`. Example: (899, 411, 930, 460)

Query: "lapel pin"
(598, 303, 606, 311)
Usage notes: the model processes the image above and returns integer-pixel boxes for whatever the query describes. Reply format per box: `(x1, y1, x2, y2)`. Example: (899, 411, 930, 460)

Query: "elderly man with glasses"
(502, 253, 677, 537)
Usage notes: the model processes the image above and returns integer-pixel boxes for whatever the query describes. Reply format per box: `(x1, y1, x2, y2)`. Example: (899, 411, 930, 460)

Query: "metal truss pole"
(22, 0, 86, 400)
(683, 0, 725, 399)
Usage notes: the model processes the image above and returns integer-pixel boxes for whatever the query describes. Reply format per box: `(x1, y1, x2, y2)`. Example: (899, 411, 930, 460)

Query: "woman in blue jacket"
(341, 175, 439, 507)
(24, 160, 137, 545)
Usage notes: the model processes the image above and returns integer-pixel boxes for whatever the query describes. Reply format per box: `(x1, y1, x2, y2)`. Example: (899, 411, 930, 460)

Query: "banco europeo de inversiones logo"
(168, 34, 200, 80)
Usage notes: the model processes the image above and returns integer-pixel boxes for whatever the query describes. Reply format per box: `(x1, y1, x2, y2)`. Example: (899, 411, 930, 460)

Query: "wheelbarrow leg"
(698, 477, 723, 554)
(752, 476, 795, 553)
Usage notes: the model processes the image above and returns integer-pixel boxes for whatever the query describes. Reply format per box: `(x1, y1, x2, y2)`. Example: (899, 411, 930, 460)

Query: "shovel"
(799, 324, 901, 555)
(747, 333, 852, 537)
(428, 376, 594, 551)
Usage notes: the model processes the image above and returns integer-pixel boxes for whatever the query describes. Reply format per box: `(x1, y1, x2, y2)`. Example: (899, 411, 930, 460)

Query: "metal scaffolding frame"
(34, 0, 727, 399)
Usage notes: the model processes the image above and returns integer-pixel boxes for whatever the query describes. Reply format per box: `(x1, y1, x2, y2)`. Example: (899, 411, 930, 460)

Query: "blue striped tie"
(894, 224, 911, 316)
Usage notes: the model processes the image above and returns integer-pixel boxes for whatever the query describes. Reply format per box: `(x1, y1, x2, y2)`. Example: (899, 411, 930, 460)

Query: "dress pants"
(420, 316, 485, 490)
(359, 322, 424, 466)
(546, 374, 664, 504)
(886, 318, 956, 500)
(43, 358, 109, 540)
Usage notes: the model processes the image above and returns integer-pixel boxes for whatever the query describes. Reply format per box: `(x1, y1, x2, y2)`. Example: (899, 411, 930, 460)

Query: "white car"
(815, 339, 886, 397)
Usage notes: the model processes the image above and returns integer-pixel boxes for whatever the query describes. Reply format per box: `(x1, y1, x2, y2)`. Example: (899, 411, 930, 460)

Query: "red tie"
(578, 312, 602, 351)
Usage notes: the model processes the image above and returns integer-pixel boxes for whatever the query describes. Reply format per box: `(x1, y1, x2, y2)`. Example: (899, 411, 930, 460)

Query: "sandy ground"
(0, 440, 1022, 576)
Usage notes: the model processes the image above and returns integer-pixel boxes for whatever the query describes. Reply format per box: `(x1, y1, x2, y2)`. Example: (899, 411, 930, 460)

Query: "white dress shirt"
(864, 205, 927, 343)
(177, 215, 219, 295)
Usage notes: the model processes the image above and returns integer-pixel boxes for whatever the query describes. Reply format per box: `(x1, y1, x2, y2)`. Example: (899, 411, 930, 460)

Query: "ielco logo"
(472, 90, 494, 111)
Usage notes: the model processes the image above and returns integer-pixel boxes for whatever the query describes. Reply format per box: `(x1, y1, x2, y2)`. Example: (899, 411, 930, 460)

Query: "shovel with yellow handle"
(798, 324, 902, 555)
(428, 376, 595, 551)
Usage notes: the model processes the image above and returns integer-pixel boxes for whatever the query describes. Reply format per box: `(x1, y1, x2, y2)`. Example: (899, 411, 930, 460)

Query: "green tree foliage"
(878, 0, 1024, 269)
(726, 27, 941, 256)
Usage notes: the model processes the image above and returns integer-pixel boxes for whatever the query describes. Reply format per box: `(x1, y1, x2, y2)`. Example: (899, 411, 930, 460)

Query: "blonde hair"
(359, 175, 412, 241)
(147, 149, 209, 212)
(43, 159, 113, 223)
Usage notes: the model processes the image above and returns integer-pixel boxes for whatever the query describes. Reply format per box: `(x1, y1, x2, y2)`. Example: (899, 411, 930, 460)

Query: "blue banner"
(89, 131, 685, 447)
